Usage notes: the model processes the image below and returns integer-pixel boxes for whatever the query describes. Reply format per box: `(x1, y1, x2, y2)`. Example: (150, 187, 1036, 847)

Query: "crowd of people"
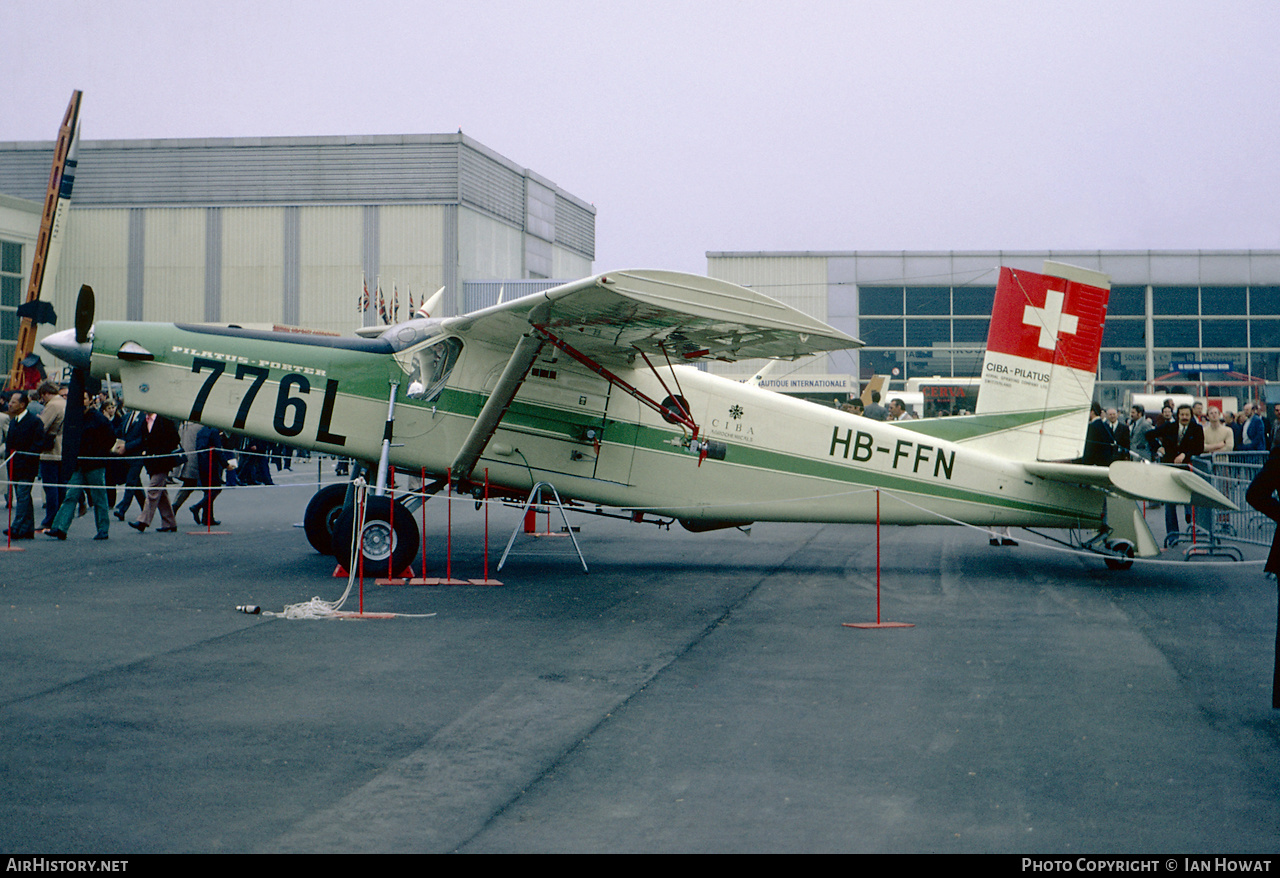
(1080, 397, 1280, 466)
(839, 390, 928, 421)
(1079, 397, 1280, 545)
(0, 381, 309, 542)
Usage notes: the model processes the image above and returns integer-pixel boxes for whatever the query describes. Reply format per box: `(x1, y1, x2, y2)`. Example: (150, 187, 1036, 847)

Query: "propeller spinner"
(39, 284, 94, 370)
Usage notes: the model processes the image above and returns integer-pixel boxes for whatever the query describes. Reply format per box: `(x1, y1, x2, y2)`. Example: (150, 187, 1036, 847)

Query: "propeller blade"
(74, 284, 94, 345)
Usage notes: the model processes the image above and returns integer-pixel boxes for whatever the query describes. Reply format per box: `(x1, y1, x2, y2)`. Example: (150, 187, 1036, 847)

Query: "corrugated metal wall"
(552, 247, 592, 280)
(55, 209, 130, 321)
(221, 207, 284, 325)
(0, 134, 598, 342)
(556, 193, 594, 258)
(0, 134, 595, 262)
(377, 205, 446, 323)
(462, 278, 568, 312)
(141, 208, 205, 323)
(300, 205, 363, 334)
(459, 208, 524, 286)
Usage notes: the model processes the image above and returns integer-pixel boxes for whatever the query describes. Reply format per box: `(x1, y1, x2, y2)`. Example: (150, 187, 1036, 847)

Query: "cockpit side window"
(406, 337, 463, 401)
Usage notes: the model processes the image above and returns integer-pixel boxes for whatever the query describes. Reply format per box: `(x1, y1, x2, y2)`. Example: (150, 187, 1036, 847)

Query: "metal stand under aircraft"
(498, 482, 588, 574)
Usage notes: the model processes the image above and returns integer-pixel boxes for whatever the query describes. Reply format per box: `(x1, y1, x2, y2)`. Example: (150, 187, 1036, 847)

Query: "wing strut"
(533, 325, 700, 439)
(450, 330, 545, 483)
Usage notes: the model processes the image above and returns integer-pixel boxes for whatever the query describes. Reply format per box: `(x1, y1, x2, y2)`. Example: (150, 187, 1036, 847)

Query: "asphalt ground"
(1, 462, 1278, 854)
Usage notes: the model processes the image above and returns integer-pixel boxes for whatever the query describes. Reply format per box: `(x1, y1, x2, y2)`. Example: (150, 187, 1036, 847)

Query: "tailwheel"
(332, 495, 420, 577)
(1103, 539, 1135, 571)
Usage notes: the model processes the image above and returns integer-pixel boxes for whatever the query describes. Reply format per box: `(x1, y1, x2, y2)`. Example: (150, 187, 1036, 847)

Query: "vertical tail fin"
(973, 261, 1110, 461)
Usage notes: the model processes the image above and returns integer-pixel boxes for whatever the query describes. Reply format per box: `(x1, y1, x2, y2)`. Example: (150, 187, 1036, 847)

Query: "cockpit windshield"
(405, 337, 463, 402)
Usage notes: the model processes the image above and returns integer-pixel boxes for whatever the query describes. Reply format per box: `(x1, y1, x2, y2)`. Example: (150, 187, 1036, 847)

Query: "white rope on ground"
(263, 479, 436, 620)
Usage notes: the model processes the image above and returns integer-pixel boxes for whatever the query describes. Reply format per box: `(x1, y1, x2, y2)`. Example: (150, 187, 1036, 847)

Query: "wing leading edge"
(446, 269, 860, 364)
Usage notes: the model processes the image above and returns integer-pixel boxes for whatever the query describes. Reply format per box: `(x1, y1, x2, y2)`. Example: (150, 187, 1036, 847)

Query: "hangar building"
(708, 250, 1280, 411)
(0, 133, 595, 369)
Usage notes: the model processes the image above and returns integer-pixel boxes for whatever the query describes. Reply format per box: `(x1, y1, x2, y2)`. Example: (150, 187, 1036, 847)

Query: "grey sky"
(4, 0, 1277, 276)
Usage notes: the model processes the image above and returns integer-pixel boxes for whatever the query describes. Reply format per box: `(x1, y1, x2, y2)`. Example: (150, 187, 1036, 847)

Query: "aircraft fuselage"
(82, 320, 1103, 530)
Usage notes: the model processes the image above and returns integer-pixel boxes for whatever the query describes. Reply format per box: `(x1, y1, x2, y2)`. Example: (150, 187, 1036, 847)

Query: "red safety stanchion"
(844, 488, 913, 630)
(388, 466, 395, 581)
(470, 467, 502, 586)
(420, 466, 427, 578)
(188, 444, 228, 535)
(446, 466, 452, 581)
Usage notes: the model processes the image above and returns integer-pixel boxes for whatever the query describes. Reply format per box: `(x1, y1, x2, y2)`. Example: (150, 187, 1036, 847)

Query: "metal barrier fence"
(1203, 453, 1274, 550)
(1190, 451, 1275, 556)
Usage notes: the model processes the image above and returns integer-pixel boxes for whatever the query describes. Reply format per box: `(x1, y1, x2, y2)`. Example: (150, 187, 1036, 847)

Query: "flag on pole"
(393, 284, 400, 322)
(377, 282, 387, 324)
(359, 277, 370, 313)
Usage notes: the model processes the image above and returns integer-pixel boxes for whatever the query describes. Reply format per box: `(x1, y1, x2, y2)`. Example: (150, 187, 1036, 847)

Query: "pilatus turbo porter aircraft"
(42, 262, 1233, 573)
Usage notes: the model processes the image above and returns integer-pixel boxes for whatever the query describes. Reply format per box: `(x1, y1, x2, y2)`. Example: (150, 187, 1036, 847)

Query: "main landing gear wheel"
(332, 495, 420, 577)
(1103, 539, 1135, 571)
(303, 483, 350, 556)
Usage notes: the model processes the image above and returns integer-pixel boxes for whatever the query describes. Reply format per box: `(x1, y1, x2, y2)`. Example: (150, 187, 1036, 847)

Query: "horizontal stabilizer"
(1025, 460, 1237, 510)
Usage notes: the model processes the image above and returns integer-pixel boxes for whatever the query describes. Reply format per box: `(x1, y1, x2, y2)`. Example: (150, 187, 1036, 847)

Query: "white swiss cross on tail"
(973, 262, 1111, 462)
(1024, 289, 1078, 350)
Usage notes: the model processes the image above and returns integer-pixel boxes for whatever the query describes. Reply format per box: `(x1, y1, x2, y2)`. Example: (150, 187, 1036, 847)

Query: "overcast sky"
(4, 0, 1277, 276)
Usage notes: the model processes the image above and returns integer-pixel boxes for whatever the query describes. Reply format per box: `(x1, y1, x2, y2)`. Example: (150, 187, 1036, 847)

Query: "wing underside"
(445, 269, 860, 364)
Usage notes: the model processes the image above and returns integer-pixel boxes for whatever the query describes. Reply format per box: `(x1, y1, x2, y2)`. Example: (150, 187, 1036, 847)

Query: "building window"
(952, 319, 990, 344)
(951, 286, 995, 315)
(1108, 286, 1146, 317)
(1252, 319, 1280, 348)
(858, 286, 904, 315)
(1152, 286, 1199, 316)
(0, 240, 22, 372)
(1251, 287, 1280, 317)
(858, 318, 904, 347)
(1200, 286, 1247, 316)
(905, 318, 949, 347)
(1152, 319, 1198, 348)
(1102, 318, 1145, 348)
(904, 286, 950, 315)
(1200, 319, 1247, 348)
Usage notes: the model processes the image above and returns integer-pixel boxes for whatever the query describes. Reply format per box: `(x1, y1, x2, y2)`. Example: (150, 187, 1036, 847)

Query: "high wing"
(445, 269, 860, 482)
(445, 269, 861, 364)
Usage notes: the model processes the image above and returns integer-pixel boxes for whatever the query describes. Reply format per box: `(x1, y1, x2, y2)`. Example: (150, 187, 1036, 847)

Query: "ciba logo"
(138, 383, 149, 393)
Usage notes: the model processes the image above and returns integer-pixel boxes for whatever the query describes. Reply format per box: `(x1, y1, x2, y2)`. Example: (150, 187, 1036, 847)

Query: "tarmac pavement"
(1, 466, 1277, 853)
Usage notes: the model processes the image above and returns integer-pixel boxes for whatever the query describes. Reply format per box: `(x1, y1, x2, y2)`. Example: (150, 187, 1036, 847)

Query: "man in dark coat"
(4, 390, 48, 539)
(1081, 402, 1116, 466)
(1245, 446, 1280, 709)
(129, 413, 181, 532)
(1148, 403, 1205, 543)
(193, 425, 230, 526)
(112, 408, 148, 520)
(46, 393, 117, 540)
(1106, 408, 1130, 461)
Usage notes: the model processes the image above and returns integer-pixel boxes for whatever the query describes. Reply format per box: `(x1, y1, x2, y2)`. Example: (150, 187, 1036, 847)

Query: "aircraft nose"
(41, 328, 91, 370)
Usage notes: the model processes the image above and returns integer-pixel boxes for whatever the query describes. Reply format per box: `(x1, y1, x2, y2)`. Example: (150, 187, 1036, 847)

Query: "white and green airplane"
(42, 261, 1234, 573)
